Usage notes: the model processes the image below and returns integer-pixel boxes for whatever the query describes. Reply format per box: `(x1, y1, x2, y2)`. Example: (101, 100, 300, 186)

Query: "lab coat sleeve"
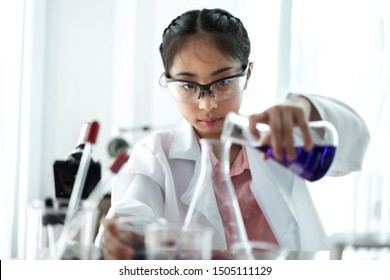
(289, 93, 370, 176)
(111, 141, 166, 205)
(94, 141, 166, 248)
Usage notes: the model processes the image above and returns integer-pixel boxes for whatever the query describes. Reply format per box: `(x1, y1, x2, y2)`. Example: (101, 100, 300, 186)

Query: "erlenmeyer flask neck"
(200, 139, 223, 164)
(200, 139, 230, 176)
(184, 138, 249, 250)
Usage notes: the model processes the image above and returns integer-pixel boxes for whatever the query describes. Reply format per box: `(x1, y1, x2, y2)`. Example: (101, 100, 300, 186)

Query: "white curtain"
(0, 0, 46, 259)
(290, 0, 390, 235)
(0, 0, 25, 259)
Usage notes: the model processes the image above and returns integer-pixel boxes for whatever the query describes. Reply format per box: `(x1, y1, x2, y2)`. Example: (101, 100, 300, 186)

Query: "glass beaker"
(183, 138, 250, 253)
(115, 215, 167, 260)
(25, 198, 100, 260)
(222, 112, 338, 182)
(144, 222, 213, 260)
(231, 241, 288, 260)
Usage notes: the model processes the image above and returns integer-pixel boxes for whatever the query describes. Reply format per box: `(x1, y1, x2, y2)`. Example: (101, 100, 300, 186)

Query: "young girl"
(98, 8, 369, 259)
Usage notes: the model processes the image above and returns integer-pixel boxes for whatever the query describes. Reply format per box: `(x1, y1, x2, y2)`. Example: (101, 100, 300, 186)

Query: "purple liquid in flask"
(257, 145, 337, 182)
(222, 112, 339, 182)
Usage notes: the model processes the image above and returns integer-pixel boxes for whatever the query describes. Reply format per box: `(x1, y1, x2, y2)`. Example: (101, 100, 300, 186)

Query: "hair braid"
(159, 8, 250, 72)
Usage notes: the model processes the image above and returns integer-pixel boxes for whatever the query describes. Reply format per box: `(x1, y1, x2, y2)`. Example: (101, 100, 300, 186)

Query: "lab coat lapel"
(169, 120, 199, 161)
(246, 147, 300, 250)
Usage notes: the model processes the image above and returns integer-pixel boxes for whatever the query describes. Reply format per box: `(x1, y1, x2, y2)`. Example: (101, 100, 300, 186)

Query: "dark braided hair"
(159, 8, 251, 73)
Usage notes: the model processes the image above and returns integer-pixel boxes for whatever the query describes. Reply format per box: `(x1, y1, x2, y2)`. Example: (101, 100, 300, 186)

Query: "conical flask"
(222, 112, 338, 182)
(183, 138, 249, 251)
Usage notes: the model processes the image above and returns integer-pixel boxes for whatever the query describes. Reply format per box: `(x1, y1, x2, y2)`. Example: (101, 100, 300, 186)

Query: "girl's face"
(169, 35, 251, 139)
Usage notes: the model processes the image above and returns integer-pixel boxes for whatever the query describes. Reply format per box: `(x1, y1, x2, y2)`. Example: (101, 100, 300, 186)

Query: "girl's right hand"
(103, 218, 135, 260)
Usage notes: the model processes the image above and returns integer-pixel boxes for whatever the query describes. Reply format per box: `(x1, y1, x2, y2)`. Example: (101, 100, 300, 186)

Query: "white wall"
(40, 0, 114, 198)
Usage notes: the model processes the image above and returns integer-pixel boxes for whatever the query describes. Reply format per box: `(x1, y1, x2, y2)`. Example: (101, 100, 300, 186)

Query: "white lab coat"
(96, 93, 370, 251)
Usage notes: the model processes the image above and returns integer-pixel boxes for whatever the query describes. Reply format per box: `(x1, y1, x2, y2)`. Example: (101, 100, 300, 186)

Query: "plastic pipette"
(85, 151, 129, 206)
(67, 121, 100, 216)
(55, 121, 99, 259)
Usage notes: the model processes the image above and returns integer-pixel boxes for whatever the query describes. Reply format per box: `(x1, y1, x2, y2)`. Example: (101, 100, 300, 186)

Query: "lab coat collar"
(169, 120, 200, 161)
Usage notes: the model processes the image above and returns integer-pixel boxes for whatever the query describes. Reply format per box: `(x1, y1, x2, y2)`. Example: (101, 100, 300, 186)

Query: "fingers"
(103, 218, 135, 260)
(248, 114, 264, 139)
(295, 109, 313, 152)
(266, 106, 293, 161)
(249, 105, 313, 161)
(279, 109, 295, 161)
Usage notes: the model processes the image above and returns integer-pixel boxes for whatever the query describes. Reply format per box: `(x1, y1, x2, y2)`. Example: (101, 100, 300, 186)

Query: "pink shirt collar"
(230, 147, 250, 177)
